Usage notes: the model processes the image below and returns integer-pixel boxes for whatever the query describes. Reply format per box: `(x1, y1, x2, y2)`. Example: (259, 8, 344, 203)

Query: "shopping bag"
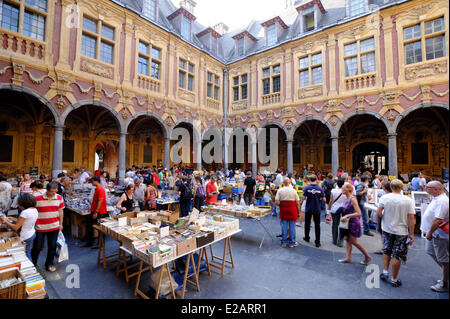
(149, 267, 175, 297)
(239, 198, 246, 206)
(10, 195, 19, 209)
(56, 231, 69, 263)
(325, 210, 332, 224)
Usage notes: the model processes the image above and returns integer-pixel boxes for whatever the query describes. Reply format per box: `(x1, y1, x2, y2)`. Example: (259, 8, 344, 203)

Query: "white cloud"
(193, 0, 287, 30)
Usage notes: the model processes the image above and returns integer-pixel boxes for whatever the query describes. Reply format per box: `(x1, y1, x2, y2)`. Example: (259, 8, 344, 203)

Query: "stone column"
(223, 131, 229, 171)
(118, 132, 127, 185)
(251, 141, 257, 177)
(51, 126, 64, 178)
(164, 137, 170, 170)
(383, 19, 396, 88)
(196, 139, 202, 171)
(331, 137, 339, 176)
(287, 139, 293, 175)
(388, 134, 398, 177)
(327, 34, 337, 96)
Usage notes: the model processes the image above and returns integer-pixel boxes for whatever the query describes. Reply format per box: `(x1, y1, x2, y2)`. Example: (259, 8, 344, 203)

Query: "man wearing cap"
(81, 176, 107, 248)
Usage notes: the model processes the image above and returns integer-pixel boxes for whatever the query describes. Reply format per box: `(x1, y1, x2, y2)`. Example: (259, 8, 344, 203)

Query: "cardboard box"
(176, 236, 197, 256)
(0, 232, 21, 250)
(0, 269, 26, 299)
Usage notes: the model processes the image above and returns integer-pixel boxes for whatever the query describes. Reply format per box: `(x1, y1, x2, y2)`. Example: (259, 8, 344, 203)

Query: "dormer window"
(181, 15, 191, 40)
(296, 0, 325, 33)
(237, 37, 245, 56)
(267, 24, 277, 46)
(143, 0, 157, 21)
(348, 0, 367, 17)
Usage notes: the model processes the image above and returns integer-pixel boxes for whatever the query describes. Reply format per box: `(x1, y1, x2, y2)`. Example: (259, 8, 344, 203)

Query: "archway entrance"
(353, 142, 388, 175)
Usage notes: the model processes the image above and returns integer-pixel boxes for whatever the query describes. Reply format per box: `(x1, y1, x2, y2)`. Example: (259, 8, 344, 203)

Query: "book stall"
(156, 190, 180, 214)
(202, 203, 274, 248)
(0, 228, 46, 299)
(93, 209, 241, 299)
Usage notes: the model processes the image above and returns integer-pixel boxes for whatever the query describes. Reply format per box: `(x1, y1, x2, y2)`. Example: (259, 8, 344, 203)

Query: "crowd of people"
(0, 165, 448, 292)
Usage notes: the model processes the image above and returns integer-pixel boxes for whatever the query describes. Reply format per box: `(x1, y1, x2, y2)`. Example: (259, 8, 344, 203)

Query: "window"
(0, 0, 47, 40)
(411, 143, 428, 164)
(304, 12, 314, 32)
(262, 65, 281, 95)
(144, 145, 153, 163)
(232, 74, 248, 101)
(63, 140, 74, 163)
(298, 52, 322, 87)
(207, 72, 221, 101)
(344, 37, 375, 77)
(237, 37, 245, 56)
(0, 135, 13, 162)
(181, 15, 191, 40)
(81, 16, 115, 64)
(349, 0, 366, 17)
(403, 17, 446, 65)
(266, 24, 277, 46)
(137, 40, 161, 79)
(143, 0, 157, 20)
(179, 58, 194, 91)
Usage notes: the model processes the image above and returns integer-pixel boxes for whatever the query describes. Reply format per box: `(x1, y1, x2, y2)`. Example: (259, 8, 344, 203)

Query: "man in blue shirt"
(301, 174, 326, 247)
(411, 172, 426, 191)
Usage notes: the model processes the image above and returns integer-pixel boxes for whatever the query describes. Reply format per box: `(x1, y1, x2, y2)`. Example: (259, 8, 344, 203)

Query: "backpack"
(181, 183, 193, 200)
(196, 183, 206, 199)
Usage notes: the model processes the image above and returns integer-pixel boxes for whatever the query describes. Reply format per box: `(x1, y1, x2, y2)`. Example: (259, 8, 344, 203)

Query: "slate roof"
(112, 0, 409, 64)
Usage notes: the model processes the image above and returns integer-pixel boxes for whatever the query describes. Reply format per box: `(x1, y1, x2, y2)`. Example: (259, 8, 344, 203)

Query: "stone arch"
(0, 83, 59, 124)
(124, 111, 169, 139)
(289, 116, 336, 140)
(260, 121, 289, 139)
(59, 100, 124, 132)
(335, 110, 392, 135)
(227, 126, 257, 144)
(202, 125, 222, 141)
(392, 102, 449, 134)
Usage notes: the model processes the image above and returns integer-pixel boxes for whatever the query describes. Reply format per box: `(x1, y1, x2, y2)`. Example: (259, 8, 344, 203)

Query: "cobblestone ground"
(37, 213, 448, 299)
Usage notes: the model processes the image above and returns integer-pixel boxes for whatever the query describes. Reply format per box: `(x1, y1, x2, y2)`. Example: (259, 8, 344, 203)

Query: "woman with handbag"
(337, 183, 372, 265)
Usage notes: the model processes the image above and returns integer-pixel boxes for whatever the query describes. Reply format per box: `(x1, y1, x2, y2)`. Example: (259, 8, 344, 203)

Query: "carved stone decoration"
(329, 116, 338, 127)
(407, 2, 438, 20)
(231, 100, 248, 111)
(324, 99, 343, 121)
(120, 109, 130, 120)
(342, 25, 366, 40)
(405, 61, 447, 80)
(306, 104, 313, 116)
(421, 85, 432, 103)
(55, 96, 67, 110)
(94, 82, 102, 100)
(165, 117, 174, 127)
(11, 62, 24, 85)
(266, 109, 273, 121)
(380, 90, 403, 118)
(285, 120, 294, 130)
(356, 96, 365, 111)
(51, 72, 71, 96)
(179, 90, 195, 103)
(298, 85, 323, 99)
(80, 59, 113, 79)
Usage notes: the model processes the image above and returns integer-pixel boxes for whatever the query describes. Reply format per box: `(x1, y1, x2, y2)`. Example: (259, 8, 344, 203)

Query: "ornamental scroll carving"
(298, 85, 323, 99)
(80, 59, 113, 79)
(231, 100, 248, 111)
(405, 61, 447, 80)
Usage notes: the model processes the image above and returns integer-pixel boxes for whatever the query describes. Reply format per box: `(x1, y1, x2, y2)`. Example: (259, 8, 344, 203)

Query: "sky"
(192, 0, 289, 31)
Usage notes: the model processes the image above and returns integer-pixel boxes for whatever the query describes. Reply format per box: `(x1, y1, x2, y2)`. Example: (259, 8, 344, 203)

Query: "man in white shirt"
(421, 181, 449, 293)
(78, 168, 90, 184)
(133, 178, 147, 211)
(377, 179, 415, 288)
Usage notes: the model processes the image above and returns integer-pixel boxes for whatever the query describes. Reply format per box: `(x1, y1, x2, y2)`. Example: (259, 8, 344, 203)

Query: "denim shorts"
(382, 231, 409, 262)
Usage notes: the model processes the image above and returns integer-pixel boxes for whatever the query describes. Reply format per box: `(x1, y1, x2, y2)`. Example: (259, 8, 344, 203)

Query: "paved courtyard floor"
(38, 214, 448, 299)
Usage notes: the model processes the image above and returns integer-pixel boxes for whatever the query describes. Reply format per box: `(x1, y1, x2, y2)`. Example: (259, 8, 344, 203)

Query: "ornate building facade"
(0, 0, 448, 180)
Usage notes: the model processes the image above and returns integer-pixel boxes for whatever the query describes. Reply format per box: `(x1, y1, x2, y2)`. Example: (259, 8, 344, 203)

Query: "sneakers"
(380, 273, 389, 281)
(390, 279, 402, 288)
(364, 231, 375, 237)
(46, 265, 56, 272)
(315, 242, 321, 248)
(289, 242, 299, 248)
(431, 280, 449, 293)
(303, 237, 310, 243)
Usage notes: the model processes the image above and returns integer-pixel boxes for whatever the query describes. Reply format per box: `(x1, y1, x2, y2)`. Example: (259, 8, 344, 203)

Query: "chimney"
(179, 0, 197, 14)
(213, 22, 229, 35)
